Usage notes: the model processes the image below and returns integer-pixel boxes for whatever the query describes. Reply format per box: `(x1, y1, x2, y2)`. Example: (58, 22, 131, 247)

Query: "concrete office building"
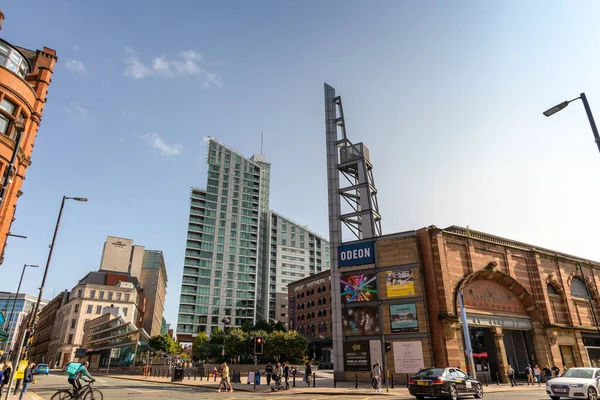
(0, 11, 57, 263)
(99, 236, 145, 278)
(29, 290, 68, 363)
(267, 211, 330, 325)
(0, 292, 47, 354)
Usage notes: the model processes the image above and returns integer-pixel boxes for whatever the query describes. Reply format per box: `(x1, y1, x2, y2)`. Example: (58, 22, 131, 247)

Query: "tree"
(264, 330, 307, 360)
(149, 334, 180, 355)
(270, 320, 286, 332)
(224, 328, 250, 358)
(192, 332, 209, 360)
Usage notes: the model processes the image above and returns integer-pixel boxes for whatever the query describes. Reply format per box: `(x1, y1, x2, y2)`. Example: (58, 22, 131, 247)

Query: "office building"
(29, 290, 68, 363)
(0, 11, 58, 263)
(99, 235, 145, 278)
(0, 292, 47, 354)
(140, 250, 168, 336)
(267, 211, 330, 324)
(177, 138, 329, 341)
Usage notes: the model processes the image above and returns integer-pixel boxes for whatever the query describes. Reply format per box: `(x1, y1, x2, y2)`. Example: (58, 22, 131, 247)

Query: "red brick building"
(417, 225, 600, 381)
(0, 10, 57, 262)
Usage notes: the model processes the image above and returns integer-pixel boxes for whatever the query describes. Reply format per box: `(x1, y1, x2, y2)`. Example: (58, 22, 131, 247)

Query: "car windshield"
(415, 368, 445, 378)
(562, 369, 594, 379)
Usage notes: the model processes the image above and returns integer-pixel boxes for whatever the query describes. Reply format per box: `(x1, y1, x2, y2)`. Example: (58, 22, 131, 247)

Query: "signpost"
(106, 348, 120, 374)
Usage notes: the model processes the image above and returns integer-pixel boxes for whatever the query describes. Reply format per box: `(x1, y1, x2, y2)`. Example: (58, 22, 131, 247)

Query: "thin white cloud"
(66, 102, 88, 119)
(139, 132, 182, 156)
(65, 59, 87, 74)
(123, 48, 222, 87)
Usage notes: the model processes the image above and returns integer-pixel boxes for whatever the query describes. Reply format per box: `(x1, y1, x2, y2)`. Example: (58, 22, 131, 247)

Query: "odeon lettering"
(340, 247, 371, 261)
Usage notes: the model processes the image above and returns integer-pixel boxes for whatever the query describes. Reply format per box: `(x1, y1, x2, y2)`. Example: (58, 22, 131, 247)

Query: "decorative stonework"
(545, 273, 565, 296)
(566, 271, 598, 300)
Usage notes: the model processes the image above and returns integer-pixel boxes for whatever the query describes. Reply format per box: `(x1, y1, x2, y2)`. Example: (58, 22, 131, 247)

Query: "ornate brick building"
(418, 225, 600, 381)
(0, 10, 57, 262)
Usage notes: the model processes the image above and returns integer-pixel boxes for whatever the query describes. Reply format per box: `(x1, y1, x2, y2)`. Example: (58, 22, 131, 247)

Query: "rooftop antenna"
(261, 130, 264, 154)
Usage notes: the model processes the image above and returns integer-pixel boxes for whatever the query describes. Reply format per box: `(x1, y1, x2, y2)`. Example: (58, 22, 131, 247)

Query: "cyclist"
(68, 361, 95, 396)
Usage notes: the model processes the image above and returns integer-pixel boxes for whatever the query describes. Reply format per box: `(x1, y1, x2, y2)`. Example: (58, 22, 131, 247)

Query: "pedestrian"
(0, 362, 4, 388)
(265, 362, 273, 386)
(212, 366, 218, 382)
(543, 364, 552, 382)
(533, 364, 542, 386)
(19, 362, 35, 400)
(272, 362, 283, 391)
(1, 361, 12, 393)
(283, 361, 290, 390)
(552, 365, 561, 378)
(371, 362, 377, 389)
(304, 361, 312, 387)
(525, 364, 533, 385)
(372, 360, 382, 392)
(216, 362, 233, 393)
(507, 364, 517, 387)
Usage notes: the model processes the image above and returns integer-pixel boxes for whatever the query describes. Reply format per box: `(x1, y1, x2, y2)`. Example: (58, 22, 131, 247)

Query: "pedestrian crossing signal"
(254, 336, 263, 354)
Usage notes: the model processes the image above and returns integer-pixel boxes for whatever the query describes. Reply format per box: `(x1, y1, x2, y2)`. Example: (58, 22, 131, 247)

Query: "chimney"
(0, 9, 4, 30)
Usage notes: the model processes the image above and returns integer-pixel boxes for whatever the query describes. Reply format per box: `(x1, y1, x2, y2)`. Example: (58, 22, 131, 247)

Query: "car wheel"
(589, 387, 598, 400)
(474, 383, 483, 398)
(415, 396, 425, 400)
(550, 397, 561, 400)
(449, 385, 458, 400)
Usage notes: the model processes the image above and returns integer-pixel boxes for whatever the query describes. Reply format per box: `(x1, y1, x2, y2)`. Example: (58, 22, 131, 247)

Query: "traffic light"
(254, 336, 264, 354)
(385, 341, 391, 353)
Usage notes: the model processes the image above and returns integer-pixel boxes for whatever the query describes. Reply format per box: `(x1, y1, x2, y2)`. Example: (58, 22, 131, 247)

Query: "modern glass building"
(0, 292, 47, 353)
(177, 138, 328, 340)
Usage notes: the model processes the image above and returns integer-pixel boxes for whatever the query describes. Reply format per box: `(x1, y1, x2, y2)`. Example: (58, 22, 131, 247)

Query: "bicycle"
(51, 380, 103, 400)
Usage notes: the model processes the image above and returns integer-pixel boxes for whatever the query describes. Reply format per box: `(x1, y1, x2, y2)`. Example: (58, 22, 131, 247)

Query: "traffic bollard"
(496, 372, 500, 385)
(334, 374, 337, 388)
(391, 374, 394, 389)
(313, 372, 316, 387)
(355, 373, 358, 389)
(484, 373, 488, 386)
(194, 369, 197, 380)
(293, 374, 296, 387)
(406, 374, 409, 388)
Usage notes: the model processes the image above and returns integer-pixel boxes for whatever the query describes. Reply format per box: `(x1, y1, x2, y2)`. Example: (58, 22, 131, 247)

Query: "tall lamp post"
(543, 93, 600, 154)
(2, 264, 38, 354)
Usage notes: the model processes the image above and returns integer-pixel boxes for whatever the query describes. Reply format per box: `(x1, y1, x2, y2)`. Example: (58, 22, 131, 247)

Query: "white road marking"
(125, 388, 162, 393)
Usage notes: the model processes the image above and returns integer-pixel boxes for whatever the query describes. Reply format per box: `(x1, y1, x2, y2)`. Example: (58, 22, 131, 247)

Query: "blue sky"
(1, 1, 600, 329)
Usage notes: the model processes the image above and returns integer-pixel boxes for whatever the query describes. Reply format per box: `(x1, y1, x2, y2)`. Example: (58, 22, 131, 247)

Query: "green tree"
(149, 334, 179, 355)
(264, 330, 307, 360)
(192, 332, 209, 359)
(253, 320, 274, 333)
(224, 328, 250, 358)
(270, 320, 286, 332)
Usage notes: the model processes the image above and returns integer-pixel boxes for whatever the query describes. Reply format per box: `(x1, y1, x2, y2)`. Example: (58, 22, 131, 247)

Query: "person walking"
(543, 365, 552, 382)
(533, 364, 542, 386)
(0, 361, 12, 393)
(507, 364, 517, 387)
(19, 362, 35, 400)
(525, 364, 533, 385)
(283, 361, 290, 390)
(304, 361, 312, 387)
(217, 362, 233, 393)
(212, 366, 218, 382)
(0, 362, 4, 388)
(552, 365, 561, 378)
(265, 362, 273, 386)
(372, 360, 383, 392)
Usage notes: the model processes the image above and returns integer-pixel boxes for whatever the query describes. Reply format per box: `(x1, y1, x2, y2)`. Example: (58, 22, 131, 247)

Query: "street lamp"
(543, 93, 600, 154)
(2, 264, 38, 352)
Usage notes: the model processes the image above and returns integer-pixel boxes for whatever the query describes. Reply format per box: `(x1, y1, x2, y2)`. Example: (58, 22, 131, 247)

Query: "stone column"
(493, 327, 508, 383)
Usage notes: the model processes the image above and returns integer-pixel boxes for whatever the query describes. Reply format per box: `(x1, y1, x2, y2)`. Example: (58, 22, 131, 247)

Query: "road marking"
(126, 388, 162, 393)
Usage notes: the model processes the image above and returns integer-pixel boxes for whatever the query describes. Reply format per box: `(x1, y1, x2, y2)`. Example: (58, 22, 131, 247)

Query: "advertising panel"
(338, 241, 375, 267)
(385, 269, 415, 297)
(341, 273, 377, 303)
(393, 341, 425, 374)
(343, 340, 371, 371)
(342, 306, 380, 336)
(390, 303, 418, 332)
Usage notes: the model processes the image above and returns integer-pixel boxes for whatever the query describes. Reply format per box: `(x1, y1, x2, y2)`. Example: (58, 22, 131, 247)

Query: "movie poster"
(341, 306, 380, 336)
(340, 273, 377, 303)
(390, 303, 418, 332)
(386, 269, 415, 298)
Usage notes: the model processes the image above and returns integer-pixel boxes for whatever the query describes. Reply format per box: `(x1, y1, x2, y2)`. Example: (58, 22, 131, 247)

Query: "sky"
(1, 1, 600, 331)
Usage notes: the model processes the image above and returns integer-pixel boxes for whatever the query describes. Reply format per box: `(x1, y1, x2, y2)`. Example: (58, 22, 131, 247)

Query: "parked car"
(408, 367, 483, 400)
(34, 363, 50, 375)
(546, 367, 600, 400)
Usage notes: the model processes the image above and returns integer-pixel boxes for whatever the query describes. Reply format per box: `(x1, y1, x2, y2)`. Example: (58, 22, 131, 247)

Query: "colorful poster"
(341, 306, 380, 336)
(386, 269, 415, 298)
(390, 303, 418, 332)
(393, 341, 424, 374)
(340, 273, 377, 303)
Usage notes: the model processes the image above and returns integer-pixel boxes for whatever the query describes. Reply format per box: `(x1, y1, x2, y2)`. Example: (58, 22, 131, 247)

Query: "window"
(0, 44, 29, 78)
(90, 290, 96, 299)
(108, 292, 113, 300)
(70, 319, 76, 329)
(547, 284, 559, 295)
(99, 291, 105, 300)
(68, 334, 73, 345)
(86, 305, 92, 314)
(116, 292, 122, 301)
(125, 293, 130, 302)
(96, 306, 102, 314)
(123, 308, 128, 317)
(571, 277, 590, 299)
(77, 289, 83, 298)
(74, 304, 80, 313)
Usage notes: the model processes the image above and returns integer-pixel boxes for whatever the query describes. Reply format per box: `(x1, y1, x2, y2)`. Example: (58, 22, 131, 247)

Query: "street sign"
(75, 348, 87, 358)
(110, 348, 120, 358)
(0, 329, 8, 344)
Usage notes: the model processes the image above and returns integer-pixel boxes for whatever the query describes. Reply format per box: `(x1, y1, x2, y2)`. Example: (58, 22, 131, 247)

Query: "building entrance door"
(503, 330, 535, 374)
(470, 327, 499, 379)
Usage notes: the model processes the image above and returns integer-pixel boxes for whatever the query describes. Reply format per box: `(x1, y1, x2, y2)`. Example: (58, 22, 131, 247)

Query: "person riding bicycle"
(67, 361, 95, 396)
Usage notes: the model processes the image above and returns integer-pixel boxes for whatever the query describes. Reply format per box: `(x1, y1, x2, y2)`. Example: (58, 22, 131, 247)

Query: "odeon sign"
(338, 241, 375, 267)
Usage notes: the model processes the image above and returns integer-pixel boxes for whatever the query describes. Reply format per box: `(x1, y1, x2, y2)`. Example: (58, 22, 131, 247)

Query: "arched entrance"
(455, 263, 540, 380)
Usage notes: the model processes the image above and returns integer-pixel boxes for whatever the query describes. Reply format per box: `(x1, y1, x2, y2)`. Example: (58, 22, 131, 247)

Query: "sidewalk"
(106, 371, 547, 397)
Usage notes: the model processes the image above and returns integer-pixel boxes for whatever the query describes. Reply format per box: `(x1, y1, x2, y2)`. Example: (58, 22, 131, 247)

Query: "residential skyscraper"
(177, 138, 328, 341)
(140, 250, 168, 336)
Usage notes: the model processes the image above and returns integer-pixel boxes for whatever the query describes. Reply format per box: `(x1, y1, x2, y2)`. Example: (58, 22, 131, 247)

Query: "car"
(34, 363, 49, 375)
(408, 367, 483, 400)
(546, 367, 600, 400)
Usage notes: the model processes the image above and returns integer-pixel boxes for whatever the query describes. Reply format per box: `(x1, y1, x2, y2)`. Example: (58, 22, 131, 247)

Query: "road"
(27, 373, 552, 399)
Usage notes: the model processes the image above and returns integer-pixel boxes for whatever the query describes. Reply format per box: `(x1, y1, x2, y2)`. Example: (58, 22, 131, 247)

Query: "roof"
(77, 271, 141, 288)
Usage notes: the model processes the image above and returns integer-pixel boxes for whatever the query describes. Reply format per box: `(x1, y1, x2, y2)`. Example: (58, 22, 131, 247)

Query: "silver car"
(546, 368, 600, 400)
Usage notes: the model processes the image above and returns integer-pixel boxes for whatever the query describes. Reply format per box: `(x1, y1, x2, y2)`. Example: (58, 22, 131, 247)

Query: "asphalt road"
(27, 373, 552, 400)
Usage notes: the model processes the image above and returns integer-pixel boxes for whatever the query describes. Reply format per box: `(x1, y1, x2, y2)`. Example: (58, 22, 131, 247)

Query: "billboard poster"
(386, 269, 415, 298)
(390, 303, 418, 332)
(341, 273, 377, 303)
(393, 341, 425, 374)
(343, 340, 371, 371)
(338, 241, 375, 267)
(342, 306, 380, 336)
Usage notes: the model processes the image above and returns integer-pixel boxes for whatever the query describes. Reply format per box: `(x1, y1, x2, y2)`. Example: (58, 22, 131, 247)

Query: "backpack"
(65, 363, 83, 375)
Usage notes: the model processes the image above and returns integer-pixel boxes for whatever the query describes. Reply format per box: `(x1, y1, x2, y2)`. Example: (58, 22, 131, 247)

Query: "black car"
(408, 367, 484, 400)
